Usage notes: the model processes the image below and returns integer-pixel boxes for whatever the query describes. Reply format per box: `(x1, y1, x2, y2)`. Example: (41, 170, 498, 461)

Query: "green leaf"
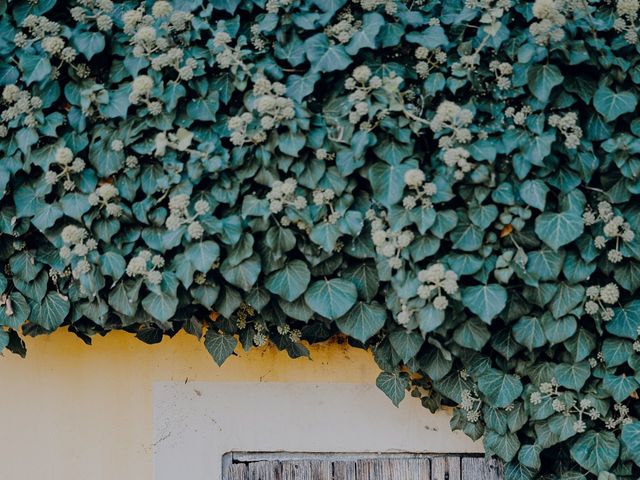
(535, 211, 584, 251)
(345, 12, 384, 55)
(336, 301, 386, 343)
(603, 373, 639, 402)
(265, 260, 311, 302)
(512, 316, 546, 350)
(518, 444, 541, 470)
(594, 86, 638, 122)
(29, 292, 70, 331)
(519, 179, 549, 211)
(142, 291, 178, 322)
(204, 330, 237, 366)
(461, 284, 508, 324)
(484, 430, 520, 462)
(606, 300, 640, 339)
(286, 72, 319, 102)
(549, 283, 585, 319)
(72, 31, 105, 60)
(417, 303, 446, 334)
(621, 422, 640, 466)
(369, 161, 415, 208)
(477, 368, 523, 408)
(570, 431, 619, 475)
(185, 241, 220, 272)
(220, 254, 261, 292)
(304, 33, 352, 73)
(0, 329, 8, 352)
(342, 262, 379, 301)
(376, 370, 409, 406)
(100, 252, 126, 281)
(527, 64, 563, 102)
(389, 329, 423, 363)
(453, 319, 490, 350)
(18, 52, 52, 85)
(304, 278, 357, 320)
(0, 292, 30, 329)
(555, 362, 590, 390)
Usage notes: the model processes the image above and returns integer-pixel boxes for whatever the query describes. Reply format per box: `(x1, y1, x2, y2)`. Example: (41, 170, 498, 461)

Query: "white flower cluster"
(88, 184, 122, 217)
(60, 225, 98, 278)
(70, 0, 114, 32)
(505, 105, 532, 127)
(615, 0, 640, 44)
(549, 112, 582, 149)
(529, 0, 568, 44)
(357, 0, 399, 15)
(465, 0, 513, 36)
(430, 101, 476, 180)
(154, 127, 198, 157)
(129, 75, 163, 114)
(0, 85, 43, 132)
(126, 250, 165, 285)
(265, 0, 294, 14)
(253, 321, 269, 347)
(403, 169, 437, 210)
(416, 263, 459, 311)
(489, 61, 513, 90)
(584, 283, 620, 321)
(277, 324, 303, 343)
(368, 210, 414, 269)
(530, 378, 600, 433)
(634, 326, 640, 353)
(344, 65, 384, 129)
(267, 178, 308, 214)
(16, 14, 60, 42)
(414, 46, 447, 79)
(590, 294, 617, 327)
(212, 30, 249, 73)
(605, 403, 633, 430)
(45, 147, 86, 191)
(165, 194, 210, 240)
(460, 388, 482, 423)
(326, 11, 362, 44)
(312, 188, 343, 224)
(583, 201, 635, 263)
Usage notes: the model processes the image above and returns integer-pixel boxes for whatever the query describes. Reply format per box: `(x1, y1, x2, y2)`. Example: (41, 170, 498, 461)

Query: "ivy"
(2, 0, 640, 478)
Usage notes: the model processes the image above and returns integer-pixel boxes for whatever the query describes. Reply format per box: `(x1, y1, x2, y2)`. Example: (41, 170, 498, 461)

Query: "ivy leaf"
(527, 64, 563, 102)
(570, 431, 619, 475)
(142, 291, 178, 322)
(29, 292, 70, 331)
(484, 430, 520, 462)
(603, 373, 639, 402)
(72, 31, 105, 60)
(286, 72, 319, 103)
(0, 292, 30, 329)
(535, 211, 584, 251)
(519, 179, 549, 211)
(389, 329, 423, 363)
(0, 329, 8, 352)
(461, 284, 507, 324)
(376, 370, 409, 406)
(204, 330, 237, 366)
(100, 251, 126, 281)
(593, 87, 638, 122)
(185, 241, 220, 272)
(555, 362, 590, 390)
(18, 52, 52, 85)
(417, 303, 446, 334)
(369, 161, 415, 208)
(606, 300, 640, 339)
(336, 301, 386, 343)
(549, 283, 585, 319)
(345, 12, 384, 55)
(265, 260, 311, 302)
(512, 316, 546, 350)
(477, 368, 523, 408)
(304, 278, 357, 320)
(220, 254, 261, 292)
(621, 422, 640, 467)
(304, 33, 352, 73)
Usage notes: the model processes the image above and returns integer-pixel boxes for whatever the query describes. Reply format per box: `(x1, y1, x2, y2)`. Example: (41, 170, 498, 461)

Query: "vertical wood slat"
(310, 460, 332, 480)
(461, 457, 504, 480)
(332, 461, 356, 480)
(248, 460, 282, 480)
(355, 459, 377, 479)
(227, 463, 249, 480)
(432, 456, 461, 480)
(386, 458, 431, 479)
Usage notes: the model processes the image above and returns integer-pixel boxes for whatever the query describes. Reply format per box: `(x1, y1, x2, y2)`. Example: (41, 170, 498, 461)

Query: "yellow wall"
(0, 331, 384, 479)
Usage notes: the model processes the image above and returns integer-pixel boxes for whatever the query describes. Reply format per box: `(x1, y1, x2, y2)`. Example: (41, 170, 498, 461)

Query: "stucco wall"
(0, 331, 481, 479)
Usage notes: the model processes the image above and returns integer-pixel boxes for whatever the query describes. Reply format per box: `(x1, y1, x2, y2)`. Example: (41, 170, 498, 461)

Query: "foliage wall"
(2, 0, 640, 477)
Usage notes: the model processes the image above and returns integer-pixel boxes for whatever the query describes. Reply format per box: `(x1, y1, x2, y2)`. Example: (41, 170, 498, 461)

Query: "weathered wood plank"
(461, 457, 503, 480)
(332, 461, 356, 479)
(282, 461, 311, 480)
(310, 460, 332, 480)
(227, 463, 249, 480)
(387, 458, 431, 480)
(355, 459, 377, 479)
(432, 456, 461, 480)
(248, 460, 282, 480)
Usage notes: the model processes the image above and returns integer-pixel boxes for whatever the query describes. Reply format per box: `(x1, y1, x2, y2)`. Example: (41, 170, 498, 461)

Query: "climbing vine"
(2, 0, 640, 477)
